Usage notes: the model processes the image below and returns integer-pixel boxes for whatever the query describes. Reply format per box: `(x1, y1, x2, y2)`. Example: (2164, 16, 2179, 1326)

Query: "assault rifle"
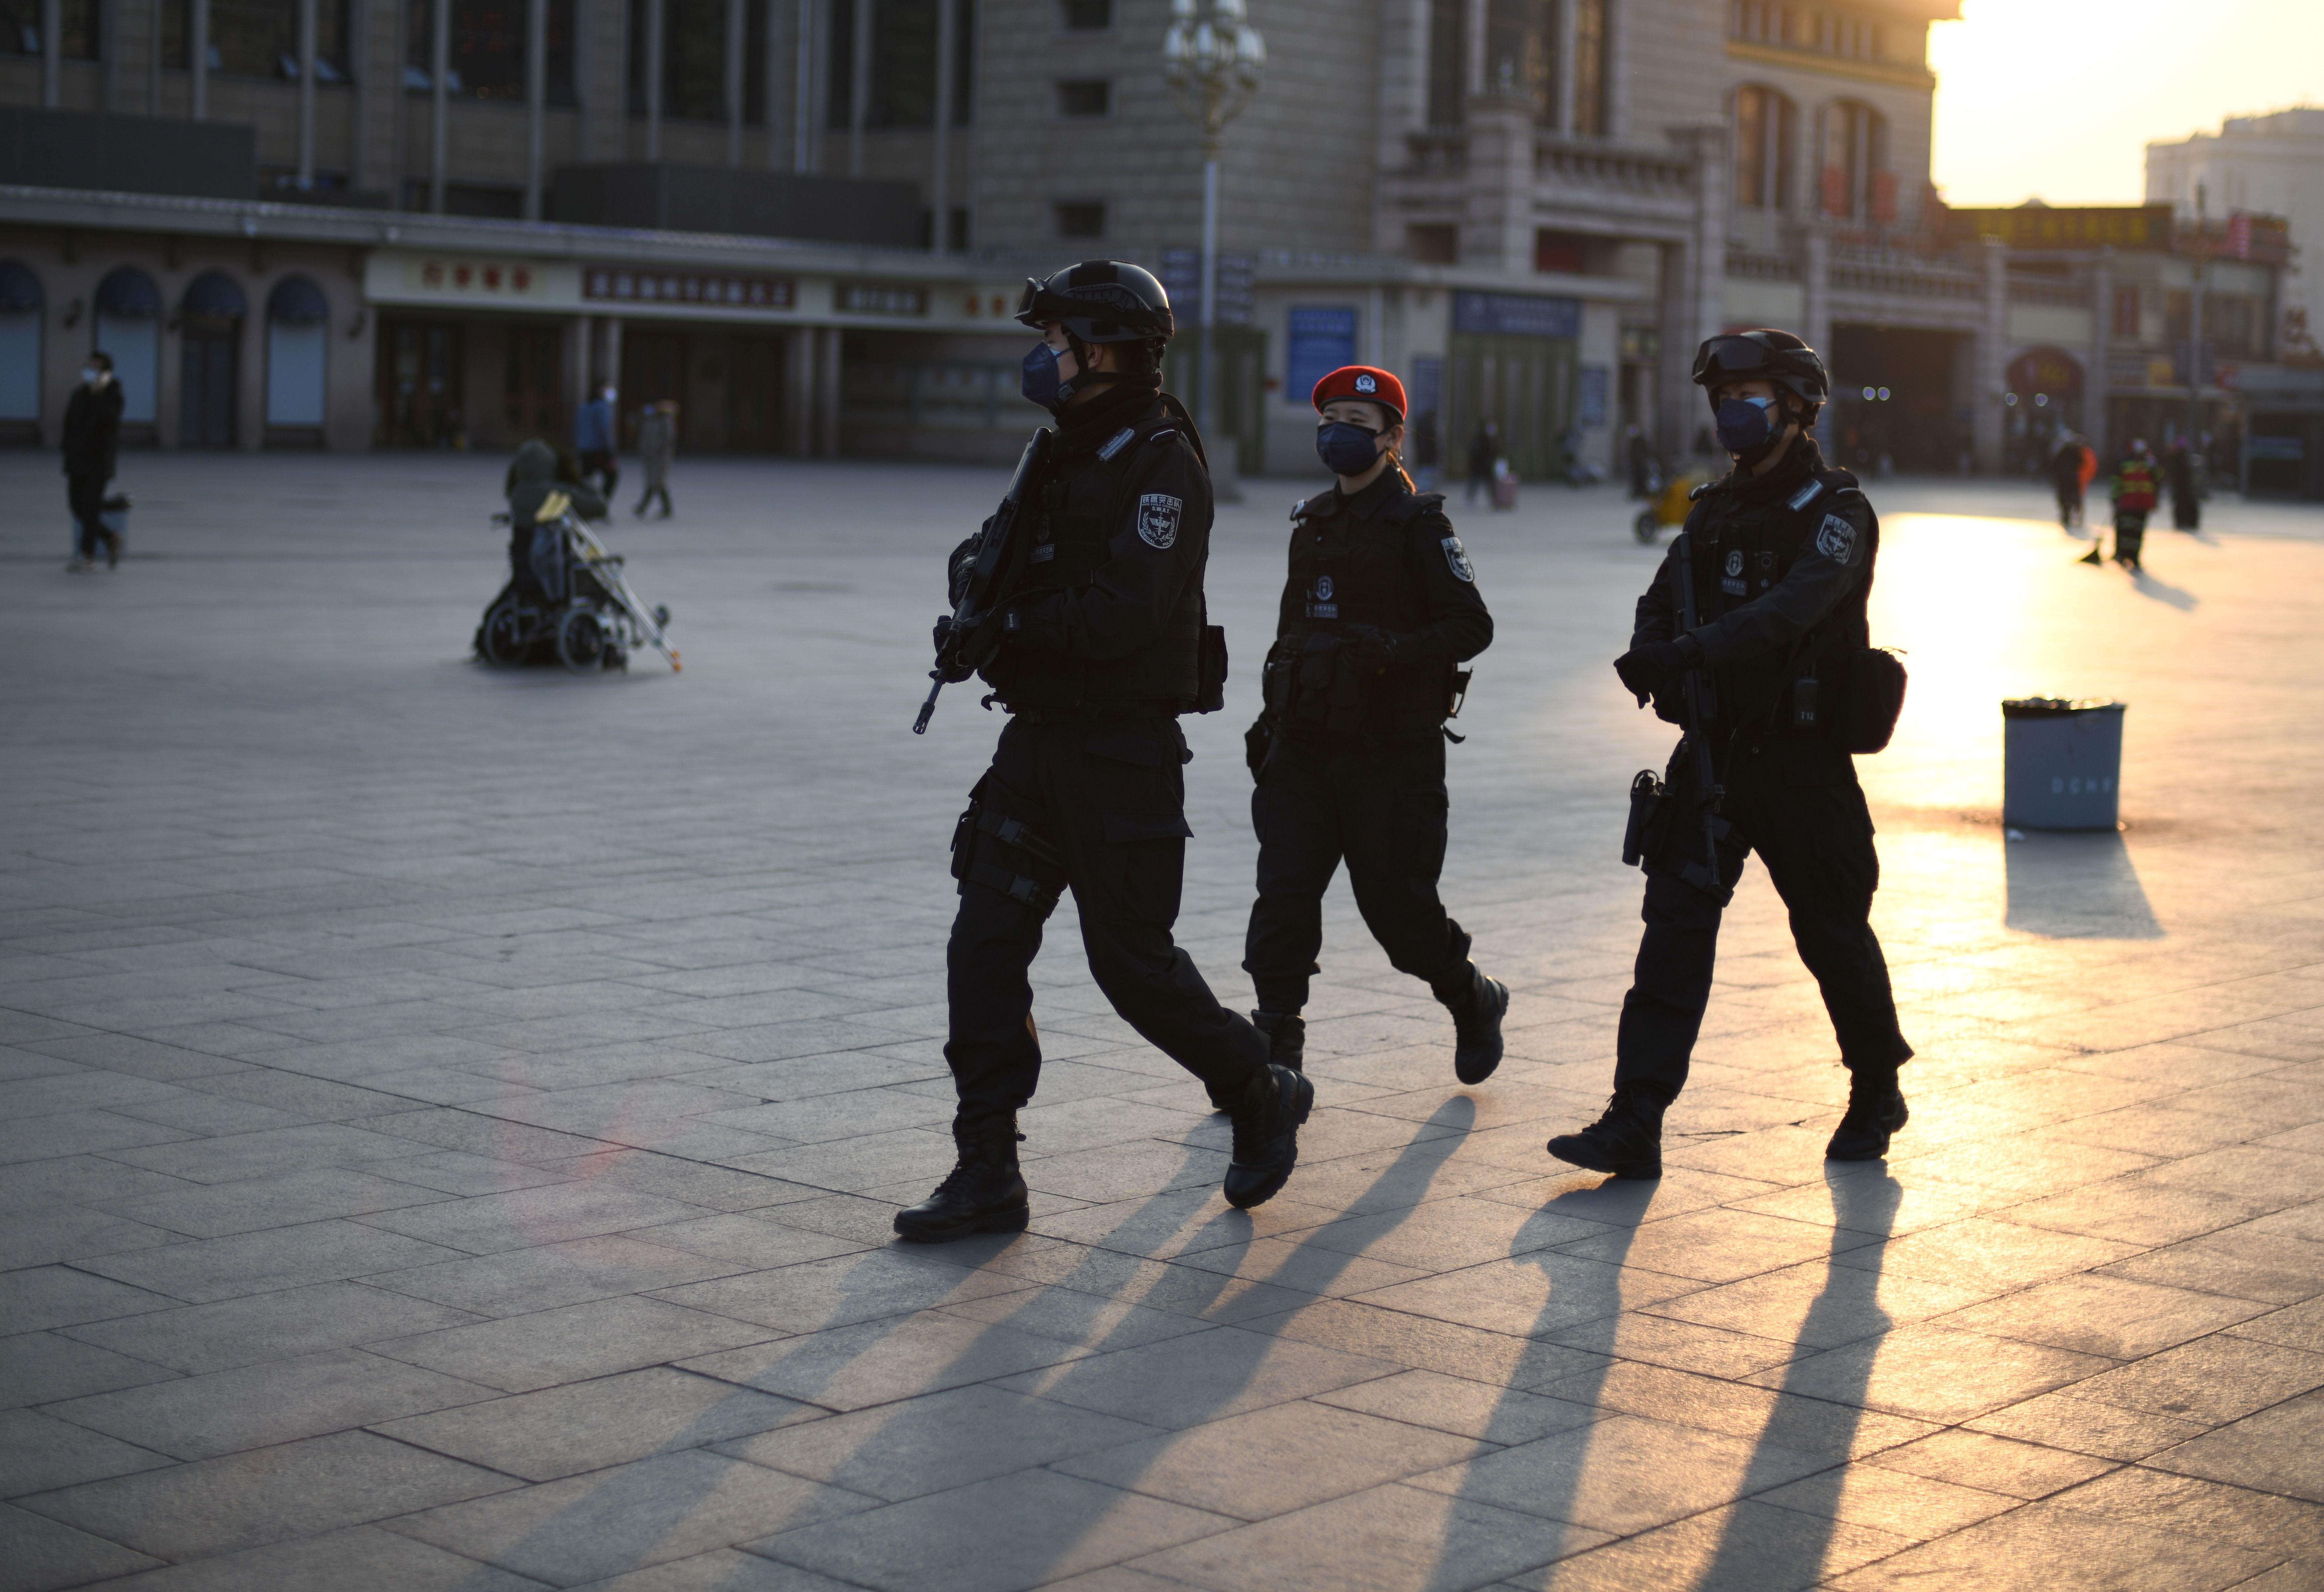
(1669, 531, 1736, 905)
(913, 428, 1054, 735)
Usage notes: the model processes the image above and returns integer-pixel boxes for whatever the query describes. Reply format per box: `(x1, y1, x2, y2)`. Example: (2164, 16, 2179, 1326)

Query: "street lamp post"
(1162, 0, 1264, 444)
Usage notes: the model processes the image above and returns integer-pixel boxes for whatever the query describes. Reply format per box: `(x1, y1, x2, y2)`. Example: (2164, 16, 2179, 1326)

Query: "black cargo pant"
(1615, 731, 1912, 1104)
(1243, 727, 1471, 1015)
(946, 714, 1268, 1134)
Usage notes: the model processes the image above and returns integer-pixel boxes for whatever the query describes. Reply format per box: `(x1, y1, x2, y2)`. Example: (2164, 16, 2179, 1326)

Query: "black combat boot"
(1436, 963, 1509, 1085)
(1211, 1012, 1305, 1113)
(893, 1116, 1029, 1242)
(1825, 1073, 1909, 1161)
(1546, 1091, 1665, 1179)
(1223, 1062, 1313, 1210)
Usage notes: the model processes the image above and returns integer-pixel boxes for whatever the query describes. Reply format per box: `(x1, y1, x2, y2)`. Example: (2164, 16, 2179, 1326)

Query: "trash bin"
(2002, 698, 2125, 831)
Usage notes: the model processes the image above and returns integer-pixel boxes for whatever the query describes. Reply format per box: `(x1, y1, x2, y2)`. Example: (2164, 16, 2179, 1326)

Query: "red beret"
(1311, 365, 1406, 422)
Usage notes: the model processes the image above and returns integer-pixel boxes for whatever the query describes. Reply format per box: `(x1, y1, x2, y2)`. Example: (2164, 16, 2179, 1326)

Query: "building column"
(149, 0, 164, 111)
(191, 0, 209, 119)
(792, 0, 816, 172)
(1799, 221, 1830, 356)
(597, 314, 622, 394)
(2087, 247, 2112, 460)
(40, 0, 59, 106)
(929, 0, 954, 252)
(643, 0, 664, 158)
(156, 313, 181, 451)
(783, 322, 814, 453)
(238, 305, 266, 451)
(1973, 233, 2007, 473)
(429, 0, 449, 210)
(816, 324, 841, 455)
(297, 0, 318, 185)
(565, 314, 594, 422)
(846, 0, 869, 177)
(1460, 94, 1532, 275)
(1553, 0, 1577, 132)
(524, 0, 546, 217)
(724, 0, 744, 164)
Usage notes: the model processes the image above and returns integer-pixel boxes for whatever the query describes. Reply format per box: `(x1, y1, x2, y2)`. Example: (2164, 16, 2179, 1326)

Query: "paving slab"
(4, 456, 2323, 1586)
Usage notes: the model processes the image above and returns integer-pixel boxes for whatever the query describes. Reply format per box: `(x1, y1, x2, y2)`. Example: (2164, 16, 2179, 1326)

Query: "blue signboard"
(1453, 291, 1581, 339)
(1579, 365, 1609, 428)
(1286, 306, 1358, 402)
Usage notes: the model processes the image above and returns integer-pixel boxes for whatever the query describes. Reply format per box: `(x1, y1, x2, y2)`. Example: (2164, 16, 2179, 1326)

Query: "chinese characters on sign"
(583, 269, 798, 308)
(416, 260, 538, 294)
(1946, 205, 2174, 251)
(835, 283, 929, 317)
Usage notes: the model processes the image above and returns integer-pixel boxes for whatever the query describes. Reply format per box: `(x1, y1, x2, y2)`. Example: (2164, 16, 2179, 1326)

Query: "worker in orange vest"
(2083, 440, 2160, 570)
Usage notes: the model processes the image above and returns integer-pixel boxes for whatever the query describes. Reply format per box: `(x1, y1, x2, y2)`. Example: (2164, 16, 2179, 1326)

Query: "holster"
(1244, 715, 1274, 779)
(950, 777, 1067, 913)
(1621, 769, 1666, 868)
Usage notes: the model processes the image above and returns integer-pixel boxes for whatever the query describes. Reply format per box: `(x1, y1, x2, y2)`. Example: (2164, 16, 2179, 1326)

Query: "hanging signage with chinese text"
(583, 269, 796, 309)
(408, 259, 545, 296)
(835, 283, 929, 317)
(1946, 205, 2174, 252)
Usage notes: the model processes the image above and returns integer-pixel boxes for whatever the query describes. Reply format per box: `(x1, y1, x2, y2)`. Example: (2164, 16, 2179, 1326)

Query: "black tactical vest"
(981, 406, 1208, 711)
(1276, 482, 1457, 730)
(1686, 463, 1878, 726)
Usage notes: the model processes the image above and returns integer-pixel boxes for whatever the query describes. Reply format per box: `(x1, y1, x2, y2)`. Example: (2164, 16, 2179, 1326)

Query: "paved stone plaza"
(4, 450, 2323, 1592)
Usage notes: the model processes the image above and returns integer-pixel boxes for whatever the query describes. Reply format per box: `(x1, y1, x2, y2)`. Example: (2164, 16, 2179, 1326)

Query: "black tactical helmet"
(1015, 260, 1175, 344)
(1691, 329, 1830, 410)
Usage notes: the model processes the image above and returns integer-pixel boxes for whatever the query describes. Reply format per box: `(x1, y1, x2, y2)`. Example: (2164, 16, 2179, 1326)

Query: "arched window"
(265, 275, 330, 432)
(1733, 85, 1796, 211)
(94, 267, 163, 427)
(0, 261, 43, 427)
(1822, 100, 1889, 221)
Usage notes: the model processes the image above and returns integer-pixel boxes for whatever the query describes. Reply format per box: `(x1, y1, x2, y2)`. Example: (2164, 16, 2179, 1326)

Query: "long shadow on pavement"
(2004, 828, 2163, 940)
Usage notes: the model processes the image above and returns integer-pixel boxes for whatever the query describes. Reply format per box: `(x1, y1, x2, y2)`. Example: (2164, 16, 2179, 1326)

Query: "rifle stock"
(912, 429, 1054, 734)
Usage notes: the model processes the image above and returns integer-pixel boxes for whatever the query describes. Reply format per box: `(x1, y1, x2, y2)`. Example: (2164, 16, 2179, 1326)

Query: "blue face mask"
(1316, 421, 1384, 477)
(1713, 395, 1777, 455)
(1020, 341, 1072, 413)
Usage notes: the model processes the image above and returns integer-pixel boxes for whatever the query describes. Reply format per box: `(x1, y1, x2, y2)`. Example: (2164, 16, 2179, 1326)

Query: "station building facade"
(0, 0, 2308, 492)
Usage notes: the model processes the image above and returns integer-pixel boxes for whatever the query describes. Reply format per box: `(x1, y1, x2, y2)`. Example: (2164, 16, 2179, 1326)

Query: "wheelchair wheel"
(556, 608, 606, 674)
(1633, 509, 1661, 545)
(481, 600, 527, 666)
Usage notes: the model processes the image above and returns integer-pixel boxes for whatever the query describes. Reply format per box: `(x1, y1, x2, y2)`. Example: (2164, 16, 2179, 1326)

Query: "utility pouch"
(1196, 624, 1229, 714)
(1244, 716, 1273, 779)
(1622, 769, 1666, 868)
(1261, 637, 1299, 719)
(1791, 672, 1819, 730)
(950, 781, 1068, 913)
(1822, 647, 1908, 754)
(1448, 667, 1473, 720)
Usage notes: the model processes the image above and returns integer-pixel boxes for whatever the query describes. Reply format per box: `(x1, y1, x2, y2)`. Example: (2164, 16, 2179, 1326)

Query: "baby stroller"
(1633, 468, 1710, 543)
(476, 495, 681, 673)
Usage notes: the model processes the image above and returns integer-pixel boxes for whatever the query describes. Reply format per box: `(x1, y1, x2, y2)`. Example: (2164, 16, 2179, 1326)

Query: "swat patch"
(1137, 493, 1183, 550)
(1815, 512, 1860, 563)
(1441, 536, 1475, 582)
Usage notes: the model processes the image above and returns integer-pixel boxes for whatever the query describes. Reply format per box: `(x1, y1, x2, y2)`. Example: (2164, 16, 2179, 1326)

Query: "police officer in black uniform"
(1547, 329, 1913, 1178)
(1241, 366, 1506, 1089)
(895, 261, 1310, 1243)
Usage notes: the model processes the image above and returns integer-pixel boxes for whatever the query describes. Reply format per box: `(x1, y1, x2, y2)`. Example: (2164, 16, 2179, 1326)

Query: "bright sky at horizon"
(1928, 0, 2324, 209)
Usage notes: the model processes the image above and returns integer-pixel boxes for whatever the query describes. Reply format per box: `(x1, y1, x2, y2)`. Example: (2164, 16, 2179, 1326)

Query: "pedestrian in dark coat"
(2165, 439, 2201, 531)
(62, 352, 124, 572)
(1464, 420, 1499, 505)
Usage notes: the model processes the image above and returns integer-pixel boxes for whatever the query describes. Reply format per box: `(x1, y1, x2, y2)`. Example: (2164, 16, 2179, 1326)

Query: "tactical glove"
(1613, 635, 1700, 704)
(1345, 624, 1402, 676)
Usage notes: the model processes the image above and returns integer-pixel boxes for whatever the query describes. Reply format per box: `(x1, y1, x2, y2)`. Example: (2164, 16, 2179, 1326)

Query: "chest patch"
(1137, 493, 1183, 550)
(1724, 549, 1744, 578)
(1313, 575, 1334, 600)
(1441, 536, 1475, 582)
(1815, 512, 1860, 563)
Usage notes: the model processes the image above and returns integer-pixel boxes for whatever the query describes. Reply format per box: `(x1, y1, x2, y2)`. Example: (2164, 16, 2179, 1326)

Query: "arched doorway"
(180, 272, 247, 449)
(264, 275, 330, 444)
(0, 261, 42, 442)
(94, 267, 163, 440)
(2005, 346, 2085, 472)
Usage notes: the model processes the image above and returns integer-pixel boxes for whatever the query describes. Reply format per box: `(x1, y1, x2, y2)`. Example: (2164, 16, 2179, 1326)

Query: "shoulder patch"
(1441, 535, 1476, 583)
(1138, 493, 1183, 550)
(1815, 512, 1860, 564)
(1097, 427, 1137, 461)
